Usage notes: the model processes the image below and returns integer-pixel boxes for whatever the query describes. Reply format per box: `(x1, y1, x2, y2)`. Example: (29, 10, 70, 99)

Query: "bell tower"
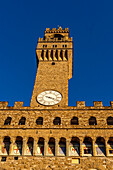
(30, 27, 73, 107)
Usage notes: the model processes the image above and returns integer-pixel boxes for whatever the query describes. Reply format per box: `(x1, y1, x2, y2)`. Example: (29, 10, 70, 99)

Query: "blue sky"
(0, 0, 113, 106)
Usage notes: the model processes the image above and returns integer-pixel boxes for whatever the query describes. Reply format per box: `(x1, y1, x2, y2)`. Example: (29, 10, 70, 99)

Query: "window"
(59, 137, 66, 156)
(48, 137, 55, 156)
(53, 45, 57, 48)
(84, 147, 91, 154)
(27, 137, 34, 156)
(43, 45, 47, 47)
(69, 137, 80, 156)
(19, 117, 26, 125)
(89, 116, 97, 125)
(1, 157, 6, 162)
(53, 117, 61, 125)
(71, 117, 78, 125)
(15, 136, 23, 155)
(14, 157, 18, 160)
(36, 117, 43, 125)
(38, 137, 44, 156)
(95, 137, 105, 156)
(108, 137, 113, 155)
(3, 136, 11, 155)
(83, 137, 92, 156)
(63, 44, 67, 48)
(107, 117, 113, 125)
(4, 117, 12, 125)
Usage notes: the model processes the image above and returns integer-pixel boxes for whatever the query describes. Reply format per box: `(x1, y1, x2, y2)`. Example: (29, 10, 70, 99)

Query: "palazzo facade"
(0, 27, 113, 170)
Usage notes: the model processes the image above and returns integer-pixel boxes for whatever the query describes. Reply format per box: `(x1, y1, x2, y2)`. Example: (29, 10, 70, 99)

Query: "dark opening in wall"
(3, 136, 11, 155)
(19, 117, 26, 125)
(1, 157, 6, 162)
(52, 62, 55, 65)
(4, 117, 12, 125)
(89, 116, 97, 125)
(107, 116, 113, 125)
(14, 157, 18, 160)
(71, 117, 79, 125)
(36, 117, 43, 125)
(53, 117, 61, 125)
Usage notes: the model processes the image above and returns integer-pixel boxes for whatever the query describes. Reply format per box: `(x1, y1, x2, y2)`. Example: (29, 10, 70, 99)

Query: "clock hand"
(45, 96, 55, 100)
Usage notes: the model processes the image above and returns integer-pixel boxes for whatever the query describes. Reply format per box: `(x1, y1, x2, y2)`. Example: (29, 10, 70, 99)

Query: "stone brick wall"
(0, 103, 113, 169)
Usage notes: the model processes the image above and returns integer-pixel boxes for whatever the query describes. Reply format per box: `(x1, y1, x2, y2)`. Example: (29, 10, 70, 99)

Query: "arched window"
(27, 137, 34, 156)
(69, 137, 80, 156)
(83, 137, 92, 156)
(48, 137, 55, 156)
(89, 116, 97, 125)
(108, 137, 113, 155)
(107, 117, 113, 125)
(2, 136, 11, 155)
(37, 137, 44, 156)
(14, 136, 23, 155)
(36, 117, 43, 125)
(71, 117, 78, 125)
(53, 117, 61, 125)
(59, 137, 66, 156)
(19, 117, 26, 125)
(4, 117, 12, 125)
(95, 137, 105, 156)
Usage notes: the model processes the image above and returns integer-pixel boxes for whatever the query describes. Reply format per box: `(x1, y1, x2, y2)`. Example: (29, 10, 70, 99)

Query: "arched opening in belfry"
(14, 136, 23, 155)
(53, 34, 64, 40)
(4, 117, 12, 125)
(46, 50, 48, 60)
(59, 137, 66, 156)
(53, 117, 61, 125)
(19, 117, 26, 125)
(36, 117, 43, 125)
(65, 50, 68, 60)
(60, 50, 63, 60)
(89, 116, 97, 125)
(37, 137, 44, 156)
(95, 137, 105, 156)
(108, 137, 113, 155)
(51, 50, 53, 60)
(69, 137, 80, 156)
(71, 117, 79, 125)
(2, 136, 11, 155)
(83, 137, 92, 156)
(27, 137, 34, 155)
(48, 137, 55, 156)
(55, 50, 58, 60)
(41, 50, 44, 60)
(107, 116, 113, 125)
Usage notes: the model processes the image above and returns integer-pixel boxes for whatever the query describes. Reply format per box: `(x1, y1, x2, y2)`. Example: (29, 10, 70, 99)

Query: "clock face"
(37, 90, 62, 106)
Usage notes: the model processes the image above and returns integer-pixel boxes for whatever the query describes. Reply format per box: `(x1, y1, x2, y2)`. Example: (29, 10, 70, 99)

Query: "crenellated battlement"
(0, 101, 113, 109)
(38, 27, 72, 42)
(45, 27, 69, 33)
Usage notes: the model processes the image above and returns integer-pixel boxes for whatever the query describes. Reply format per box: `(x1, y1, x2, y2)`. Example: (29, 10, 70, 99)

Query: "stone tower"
(0, 27, 113, 170)
(30, 27, 73, 107)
